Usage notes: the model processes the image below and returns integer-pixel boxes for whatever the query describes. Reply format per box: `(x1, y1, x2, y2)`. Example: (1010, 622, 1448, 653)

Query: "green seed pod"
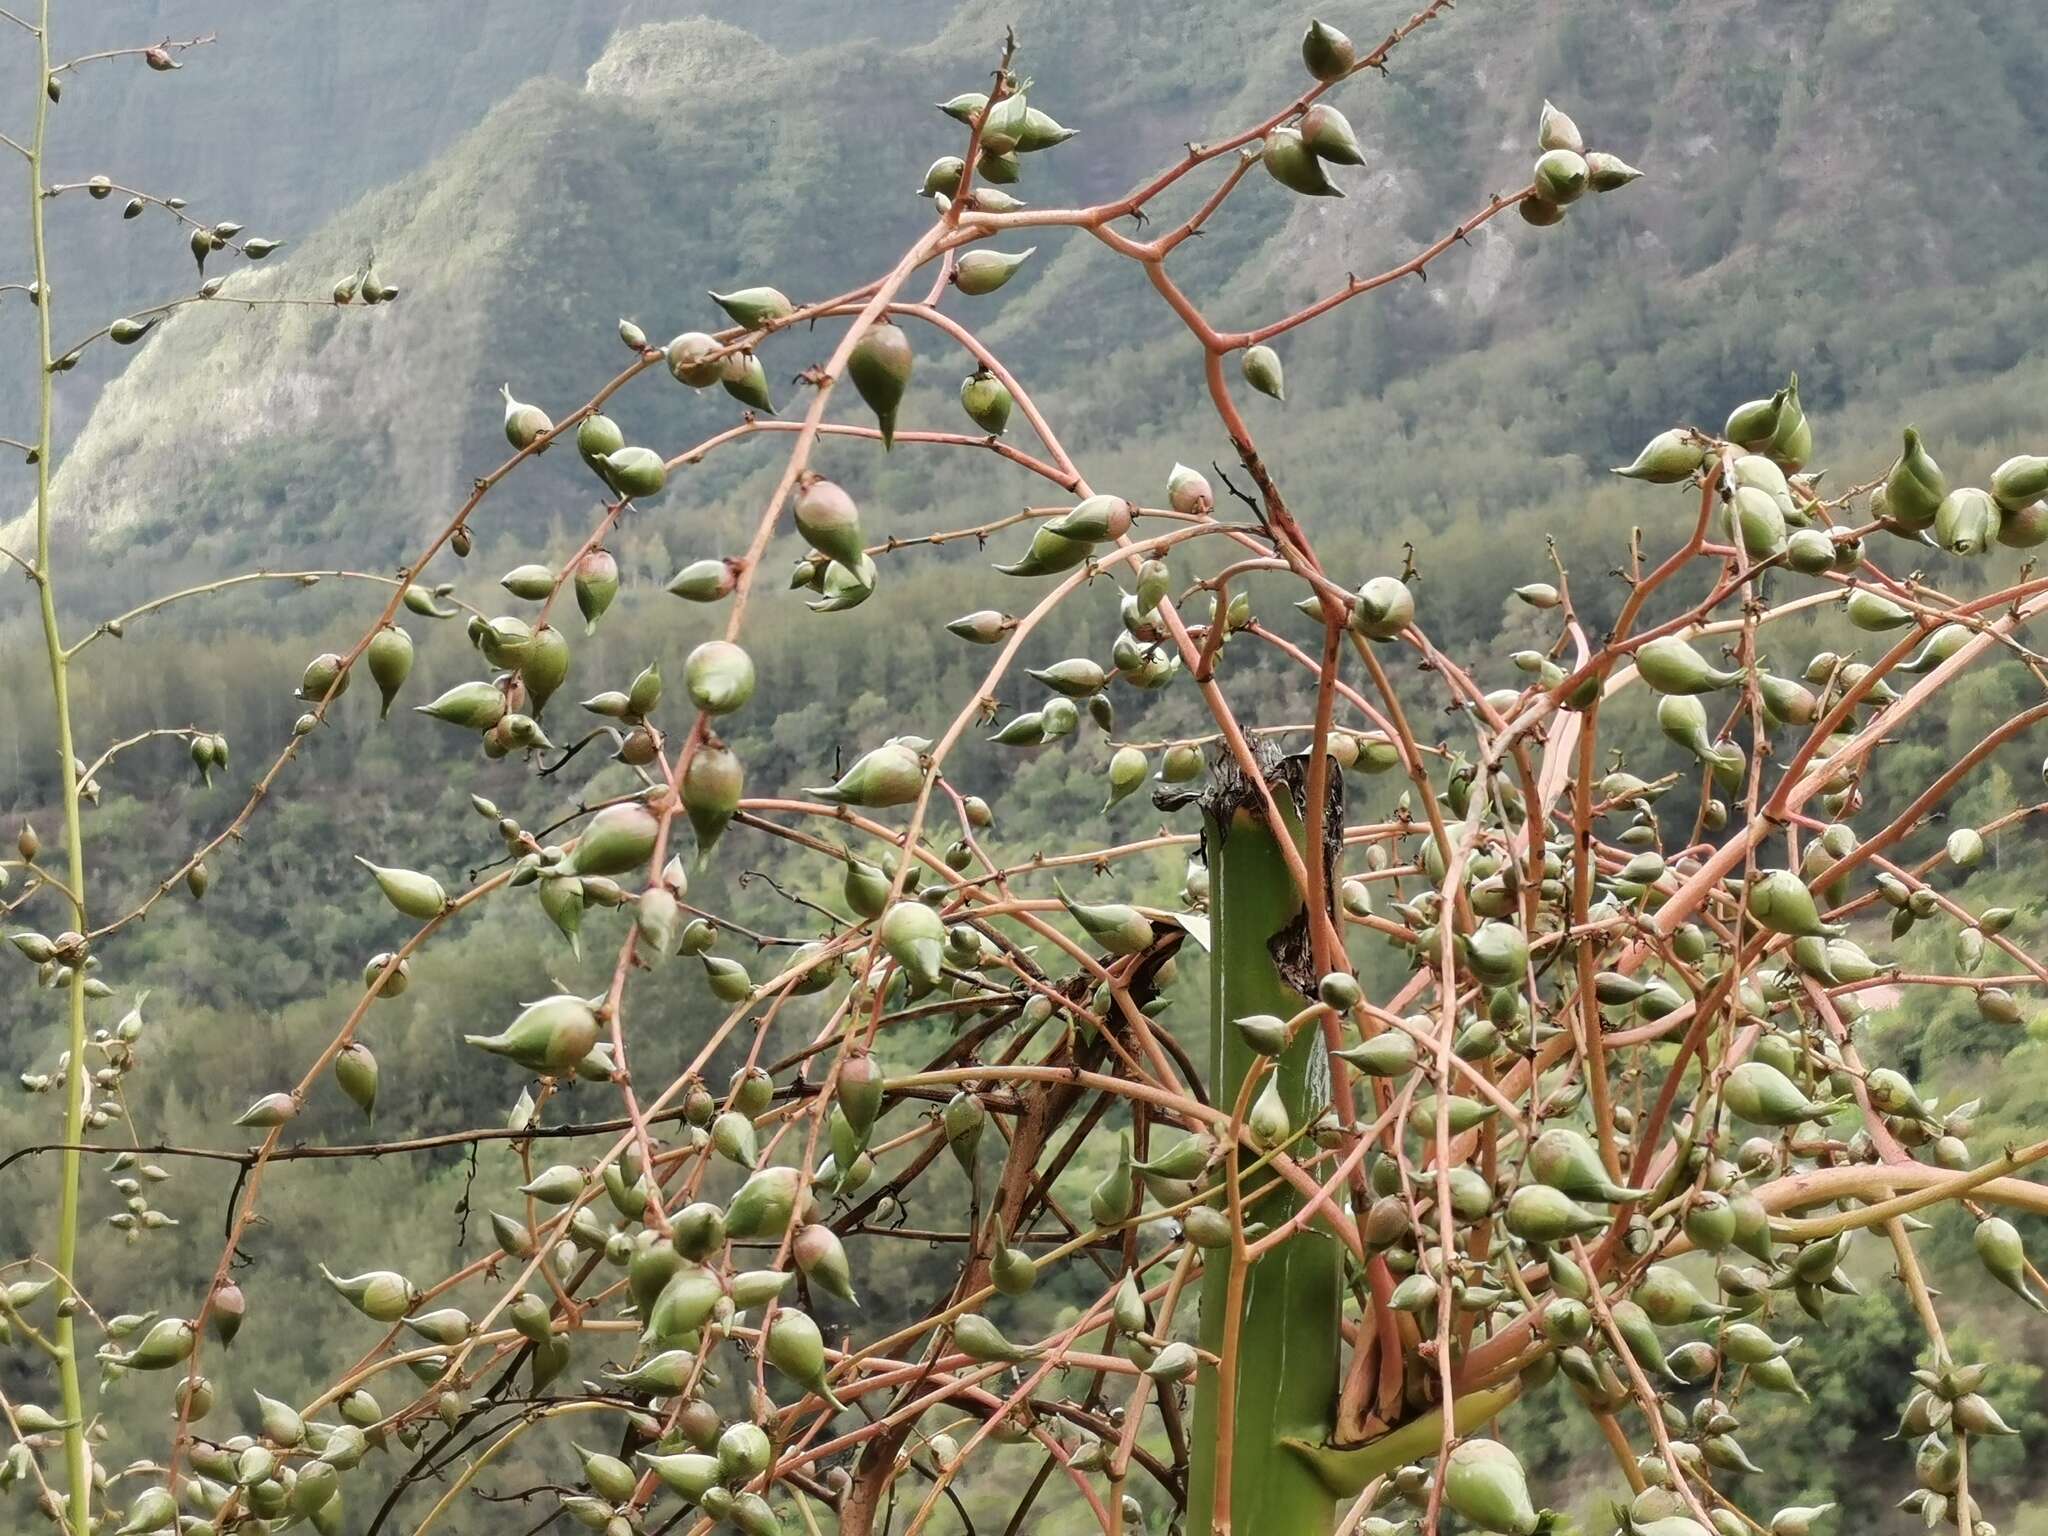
(880, 900, 947, 991)
(298, 651, 351, 703)
(764, 1307, 845, 1412)
(1783, 527, 1837, 574)
(320, 1266, 414, 1322)
(362, 626, 414, 720)
(601, 445, 667, 501)
(959, 369, 1013, 434)
(846, 320, 913, 449)
(1727, 483, 1788, 558)
(1504, 1183, 1607, 1244)
(355, 857, 445, 920)
(1442, 1438, 1540, 1536)
(402, 1307, 473, 1346)
(1934, 487, 2001, 556)
(1016, 104, 1076, 152)
(683, 742, 743, 861)
(708, 286, 794, 329)
(1537, 99, 1584, 153)
(1636, 635, 1740, 694)
(1990, 453, 2048, 512)
(1974, 1216, 2047, 1310)
(1300, 18, 1355, 80)
(995, 523, 1094, 576)
(919, 154, 966, 198)
(1533, 148, 1588, 204)
(463, 994, 600, 1074)
(1031, 657, 1109, 697)
(666, 331, 724, 388)
(684, 639, 756, 717)
(954, 247, 1036, 295)
(575, 413, 626, 477)
(1333, 1030, 1418, 1077)
(1048, 494, 1135, 542)
(521, 1164, 585, 1205)
(1725, 388, 1785, 450)
(1746, 868, 1843, 938)
(1241, 343, 1284, 400)
(953, 1312, 1040, 1363)
(1768, 373, 1812, 469)
(793, 473, 867, 569)
(1884, 427, 1947, 529)
(333, 1042, 378, 1120)
(668, 558, 739, 603)
(569, 801, 659, 878)
(1103, 746, 1148, 811)
(790, 1222, 857, 1304)
(1723, 1060, 1833, 1126)
(643, 1265, 718, 1347)
(1091, 1132, 1138, 1227)
(1248, 1072, 1292, 1148)
(807, 740, 923, 807)
(500, 384, 552, 449)
(701, 953, 753, 1002)
(1349, 575, 1415, 640)
(1299, 102, 1365, 166)
(720, 349, 775, 413)
(1465, 921, 1530, 986)
(1054, 878, 1154, 955)
(1996, 494, 2048, 548)
(1613, 429, 1705, 483)
(1586, 151, 1643, 191)
(1529, 1126, 1638, 1203)
(725, 1165, 804, 1239)
(640, 1448, 721, 1504)
(1262, 127, 1344, 197)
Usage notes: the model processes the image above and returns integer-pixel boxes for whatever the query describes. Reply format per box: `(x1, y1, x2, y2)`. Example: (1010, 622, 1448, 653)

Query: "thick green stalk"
(1187, 755, 1341, 1534)
(25, 2, 94, 1527)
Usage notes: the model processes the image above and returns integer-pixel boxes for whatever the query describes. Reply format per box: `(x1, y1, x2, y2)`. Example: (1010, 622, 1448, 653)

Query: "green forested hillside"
(4, 2, 2048, 1531)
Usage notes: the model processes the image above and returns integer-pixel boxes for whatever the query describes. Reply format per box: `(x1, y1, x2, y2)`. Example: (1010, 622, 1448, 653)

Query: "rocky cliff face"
(18, 0, 2048, 581)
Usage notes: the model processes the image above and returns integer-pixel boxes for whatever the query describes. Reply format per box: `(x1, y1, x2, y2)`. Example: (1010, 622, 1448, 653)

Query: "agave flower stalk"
(1187, 749, 1343, 1535)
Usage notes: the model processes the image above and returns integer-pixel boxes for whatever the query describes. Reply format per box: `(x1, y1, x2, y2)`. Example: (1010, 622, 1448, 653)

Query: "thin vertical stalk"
(25, 1, 93, 1527)
(1187, 750, 1341, 1534)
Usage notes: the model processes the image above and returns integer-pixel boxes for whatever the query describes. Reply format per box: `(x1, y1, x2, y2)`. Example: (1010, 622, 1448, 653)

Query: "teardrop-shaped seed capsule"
(603, 446, 667, 501)
(959, 369, 1013, 434)
(684, 640, 756, 716)
(846, 320, 913, 449)
(683, 742, 743, 862)
(1883, 427, 1947, 529)
(707, 286, 793, 329)
(793, 473, 867, 569)
(462, 995, 601, 1074)
(1934, 486, 2001, 556)
(1442, 1439, 1541, 1536)
(1300, 18, 1355, 80)
(1262, 128, 1344, 197)
(954, 247, 1036, 296)
(500, 385, 552, 450)
(720, 349, 775, 413)
(1240, 344, 1284, 400)
(355, 858, 446, 920)
(665, 330, 724, 387)
(1613, 429, 1704, 483)
(1299, 102, 1365, 166)
(1533, 148, 1588, 205)
(333, 1042, 378, 1120)
(1349, 575, 1414, 640)
(1585, 151, 1643, 192)
(365, 627, 413, 719)
(668, 557, 740, 603)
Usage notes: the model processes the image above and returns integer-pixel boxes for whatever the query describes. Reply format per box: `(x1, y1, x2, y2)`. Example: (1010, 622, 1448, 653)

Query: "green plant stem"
(25, 2, 91, 1527)
(1188, 764, 1341, 1535)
